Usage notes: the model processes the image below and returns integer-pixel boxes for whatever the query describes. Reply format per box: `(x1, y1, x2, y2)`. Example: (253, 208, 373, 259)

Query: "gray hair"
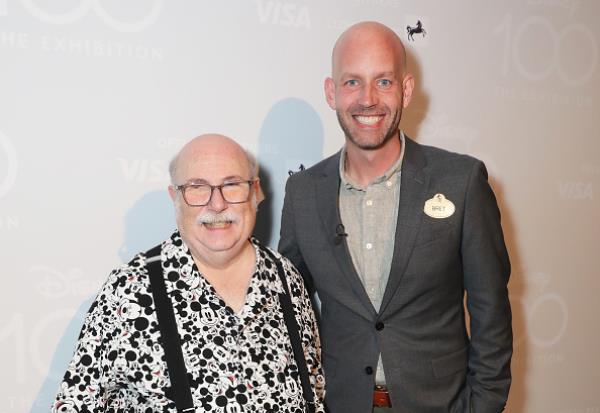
(244, 148, 259, 178)
(168, 154, 179, 184)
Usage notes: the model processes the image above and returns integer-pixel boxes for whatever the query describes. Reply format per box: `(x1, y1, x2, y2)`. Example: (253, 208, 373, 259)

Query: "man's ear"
(324, 77, 337, 110)
(255, 179, 265, 204)
(168, 185, 177, 202)
(402, 74, 415, 108)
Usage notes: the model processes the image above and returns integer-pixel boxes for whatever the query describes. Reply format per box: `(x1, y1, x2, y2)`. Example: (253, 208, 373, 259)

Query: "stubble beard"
(337, 106, 402, 151)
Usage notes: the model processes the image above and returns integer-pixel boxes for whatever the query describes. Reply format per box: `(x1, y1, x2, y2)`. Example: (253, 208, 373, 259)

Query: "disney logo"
(32, 266, 98, 298)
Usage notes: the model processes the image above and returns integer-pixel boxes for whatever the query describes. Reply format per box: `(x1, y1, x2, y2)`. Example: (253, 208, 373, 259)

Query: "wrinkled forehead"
(176, 150, 252, 184)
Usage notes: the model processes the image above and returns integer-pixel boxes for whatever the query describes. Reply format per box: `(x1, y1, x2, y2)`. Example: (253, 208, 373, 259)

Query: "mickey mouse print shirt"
(53, 231, 325, 413)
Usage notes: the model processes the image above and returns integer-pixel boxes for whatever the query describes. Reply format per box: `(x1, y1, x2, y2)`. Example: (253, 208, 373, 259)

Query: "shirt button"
(375, 321, 385, 331)
(386, 180, 392, 187)
(366, 199, 373, 206)
(365, 366, 374, 375)
(365, 243, 373, 250)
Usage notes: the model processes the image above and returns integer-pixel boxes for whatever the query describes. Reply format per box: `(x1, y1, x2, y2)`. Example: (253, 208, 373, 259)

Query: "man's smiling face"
(325, 23, 413, 151)
(169, 135, 258, 266)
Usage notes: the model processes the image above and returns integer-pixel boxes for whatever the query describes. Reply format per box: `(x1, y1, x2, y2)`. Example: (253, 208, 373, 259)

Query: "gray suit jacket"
(279, 137, 512, 413)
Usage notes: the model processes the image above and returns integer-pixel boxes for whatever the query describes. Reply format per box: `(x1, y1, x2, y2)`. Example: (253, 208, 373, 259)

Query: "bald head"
(169, 134, 257, 185)
(331, 21, 407, 79)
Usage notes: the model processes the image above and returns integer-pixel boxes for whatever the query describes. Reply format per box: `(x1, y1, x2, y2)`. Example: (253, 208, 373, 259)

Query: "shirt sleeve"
(52, 267, 126, 413)
(280, 257, 326, 413)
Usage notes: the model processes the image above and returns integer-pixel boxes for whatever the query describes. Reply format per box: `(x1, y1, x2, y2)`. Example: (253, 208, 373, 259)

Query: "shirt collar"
(339, 130, 406, 190)
(163, 230, 284, 295)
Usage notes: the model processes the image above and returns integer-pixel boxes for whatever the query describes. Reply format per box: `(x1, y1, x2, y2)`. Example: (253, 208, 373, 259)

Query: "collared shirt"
(53, 231, 325, 413)
(338, 131, 405, 384)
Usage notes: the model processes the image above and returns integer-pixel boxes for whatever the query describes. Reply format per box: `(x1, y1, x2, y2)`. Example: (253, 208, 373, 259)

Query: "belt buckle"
(373, 384, 391, 408)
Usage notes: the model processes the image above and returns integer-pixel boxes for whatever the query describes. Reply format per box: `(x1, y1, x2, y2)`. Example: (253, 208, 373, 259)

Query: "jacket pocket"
(431, 345, 468, 379)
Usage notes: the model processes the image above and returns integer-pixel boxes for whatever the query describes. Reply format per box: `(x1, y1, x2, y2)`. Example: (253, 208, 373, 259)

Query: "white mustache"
(196, 210, 239, 225)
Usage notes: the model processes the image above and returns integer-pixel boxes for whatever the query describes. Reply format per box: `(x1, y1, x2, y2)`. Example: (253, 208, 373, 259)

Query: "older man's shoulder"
(96, 251, 152, 300)
(255, 240, 305, 285)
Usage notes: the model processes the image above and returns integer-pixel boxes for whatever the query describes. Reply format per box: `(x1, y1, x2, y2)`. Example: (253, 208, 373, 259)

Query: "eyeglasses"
(174, 179, 258, 207)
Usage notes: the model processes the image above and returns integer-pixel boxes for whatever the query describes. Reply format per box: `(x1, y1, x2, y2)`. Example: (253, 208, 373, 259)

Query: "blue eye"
(377, 79, 392, 88)
(345, 79, 359, 87)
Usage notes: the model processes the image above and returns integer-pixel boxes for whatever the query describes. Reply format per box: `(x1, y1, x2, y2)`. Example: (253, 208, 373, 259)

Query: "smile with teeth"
(203, 220, 233, 229)
(354, 115, 384, 125)
(197, 210, 238, 229)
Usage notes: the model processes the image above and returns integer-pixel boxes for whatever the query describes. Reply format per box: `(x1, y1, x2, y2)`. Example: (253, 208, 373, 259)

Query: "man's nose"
(359, 83, 378, 108)
(207, 187, 227, 212)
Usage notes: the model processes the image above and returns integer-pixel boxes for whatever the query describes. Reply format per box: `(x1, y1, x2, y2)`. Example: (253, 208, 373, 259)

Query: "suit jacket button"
(375, 321, 384, 331)
(365, 366, 373, 375)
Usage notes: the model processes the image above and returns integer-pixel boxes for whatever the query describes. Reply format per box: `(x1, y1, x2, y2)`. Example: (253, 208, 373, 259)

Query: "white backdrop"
(1, 1, 599, 412)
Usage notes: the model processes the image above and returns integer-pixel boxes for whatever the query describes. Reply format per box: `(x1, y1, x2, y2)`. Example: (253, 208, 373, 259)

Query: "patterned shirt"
(53, 231, 325, 413)
(338, 131, 405, 384)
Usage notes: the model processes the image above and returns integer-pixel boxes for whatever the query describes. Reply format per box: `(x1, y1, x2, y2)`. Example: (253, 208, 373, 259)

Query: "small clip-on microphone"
(334, 223, 348, 245)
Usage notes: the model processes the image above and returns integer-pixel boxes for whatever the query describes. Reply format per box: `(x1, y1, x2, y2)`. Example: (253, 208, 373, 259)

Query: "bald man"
(279, 22, 512, 412)
(54, 135, 325, 412)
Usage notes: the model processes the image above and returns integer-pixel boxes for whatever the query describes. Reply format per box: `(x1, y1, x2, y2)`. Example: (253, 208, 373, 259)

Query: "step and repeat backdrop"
(1, 1, 599, 412)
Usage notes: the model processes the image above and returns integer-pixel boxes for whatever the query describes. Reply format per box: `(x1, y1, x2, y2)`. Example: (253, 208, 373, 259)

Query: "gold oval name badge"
(424, 193, 455, 219)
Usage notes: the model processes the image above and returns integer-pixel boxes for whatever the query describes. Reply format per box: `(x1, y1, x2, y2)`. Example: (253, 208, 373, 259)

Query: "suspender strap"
(262, 247, 316, 413)
(146, 245, 195, 413)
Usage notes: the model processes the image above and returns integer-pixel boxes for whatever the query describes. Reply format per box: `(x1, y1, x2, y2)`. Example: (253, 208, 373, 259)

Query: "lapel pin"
(424, 193, 455, 219)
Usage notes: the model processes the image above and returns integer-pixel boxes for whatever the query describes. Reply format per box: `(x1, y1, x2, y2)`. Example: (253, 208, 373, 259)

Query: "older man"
(54, 134, 324, 412)
(279, 22, 512, 412)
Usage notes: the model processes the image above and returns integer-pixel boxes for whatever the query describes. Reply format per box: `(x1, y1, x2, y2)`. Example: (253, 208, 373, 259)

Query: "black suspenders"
(145, 244, 316, 413)
(146, 245, 195, 413)
(262, 247, 316, 413)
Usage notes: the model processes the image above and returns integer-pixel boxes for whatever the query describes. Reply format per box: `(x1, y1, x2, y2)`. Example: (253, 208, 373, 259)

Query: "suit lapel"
(315, 153, 376, 318)
(379, 137, 430, 314)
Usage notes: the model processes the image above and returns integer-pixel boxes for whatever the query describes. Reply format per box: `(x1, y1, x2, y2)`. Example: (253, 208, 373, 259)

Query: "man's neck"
(344, 133, 402, 187)
(192, 240, 256, 314)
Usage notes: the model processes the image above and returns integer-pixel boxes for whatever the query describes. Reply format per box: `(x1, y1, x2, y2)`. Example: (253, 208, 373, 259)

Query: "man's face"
(169, 146, 257, 264)
(325, 35, 413, 150)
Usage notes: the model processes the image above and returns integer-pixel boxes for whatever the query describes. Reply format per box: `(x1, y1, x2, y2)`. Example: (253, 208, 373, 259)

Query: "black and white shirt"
(53, 231, 325, 413)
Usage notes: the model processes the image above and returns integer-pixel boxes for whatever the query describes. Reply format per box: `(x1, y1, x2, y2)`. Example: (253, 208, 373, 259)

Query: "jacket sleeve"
(461, 160, 512, 412)
(278, 174, 315, 294)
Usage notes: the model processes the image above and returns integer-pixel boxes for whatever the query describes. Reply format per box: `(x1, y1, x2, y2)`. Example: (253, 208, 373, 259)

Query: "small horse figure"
(407, 20, 426, 41)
